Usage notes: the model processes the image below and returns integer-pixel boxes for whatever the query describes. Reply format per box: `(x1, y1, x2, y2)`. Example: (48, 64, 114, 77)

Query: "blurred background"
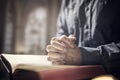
(0, 0, 61, 55)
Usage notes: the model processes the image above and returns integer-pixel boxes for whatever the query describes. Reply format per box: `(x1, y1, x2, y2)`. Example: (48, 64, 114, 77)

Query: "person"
(46, 0, 120, 78)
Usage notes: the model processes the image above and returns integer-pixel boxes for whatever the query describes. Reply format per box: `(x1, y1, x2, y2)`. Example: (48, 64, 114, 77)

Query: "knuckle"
(59, 35, 67, 41)
(46, 45, 51, 52)
(51, 41, 56, 45)
(51, 37, 56, 41)
(47, 52, 51, 56)
(50, 37, 57, 44)
(46, 46, 49, 52)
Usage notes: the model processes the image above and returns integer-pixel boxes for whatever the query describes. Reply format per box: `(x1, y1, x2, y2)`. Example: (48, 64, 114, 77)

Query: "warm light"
(92, 75, 117, 80)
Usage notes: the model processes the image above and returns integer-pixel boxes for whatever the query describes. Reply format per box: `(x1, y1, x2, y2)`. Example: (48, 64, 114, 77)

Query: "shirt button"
(85, 7, 89, 12)
(85, 25, 89, 29)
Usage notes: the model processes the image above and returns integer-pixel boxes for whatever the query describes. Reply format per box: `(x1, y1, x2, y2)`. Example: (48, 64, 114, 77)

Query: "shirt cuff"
(80, 47, 102, 65)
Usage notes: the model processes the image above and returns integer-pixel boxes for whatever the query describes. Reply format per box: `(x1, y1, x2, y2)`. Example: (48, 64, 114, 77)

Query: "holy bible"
(1, 54, 106, 80)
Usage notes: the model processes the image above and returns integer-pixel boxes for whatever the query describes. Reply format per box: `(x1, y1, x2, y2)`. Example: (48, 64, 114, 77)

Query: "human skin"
(46, 35, 82, 65)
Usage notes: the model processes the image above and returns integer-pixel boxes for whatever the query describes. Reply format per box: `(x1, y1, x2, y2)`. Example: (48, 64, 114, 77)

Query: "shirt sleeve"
(80, 42, 120, 78)
(56, 0, 69, 36)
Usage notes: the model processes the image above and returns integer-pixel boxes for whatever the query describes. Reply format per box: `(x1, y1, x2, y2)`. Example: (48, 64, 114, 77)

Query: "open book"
(2, 54, 53, 72)
(1, 54, 106, 80)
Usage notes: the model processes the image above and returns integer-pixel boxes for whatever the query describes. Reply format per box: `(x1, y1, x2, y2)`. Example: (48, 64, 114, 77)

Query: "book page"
(2, 54, 52, 72)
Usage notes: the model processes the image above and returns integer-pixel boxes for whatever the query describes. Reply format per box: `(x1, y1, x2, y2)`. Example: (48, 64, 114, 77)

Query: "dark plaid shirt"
(56, 0, 120, 78)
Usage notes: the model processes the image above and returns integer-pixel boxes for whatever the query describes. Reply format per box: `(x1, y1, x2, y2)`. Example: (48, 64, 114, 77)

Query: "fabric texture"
(56, 0, 120, 78)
